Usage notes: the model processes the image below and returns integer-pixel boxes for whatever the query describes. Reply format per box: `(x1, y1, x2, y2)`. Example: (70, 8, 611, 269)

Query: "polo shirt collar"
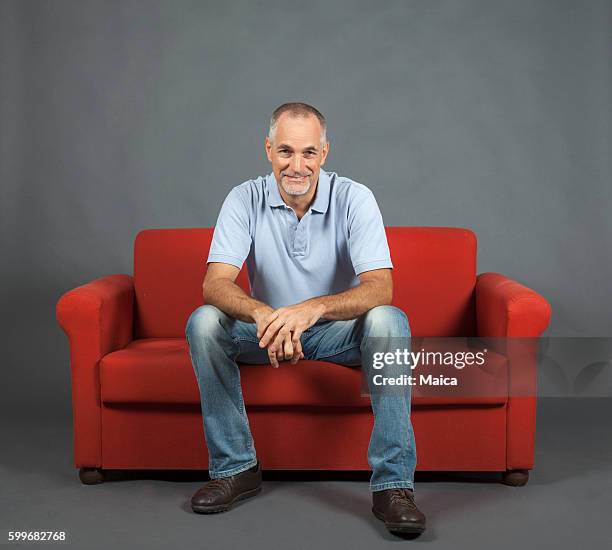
(266, 172, 285, 207)
(311, 169, 330, 213)
(267, 169, 330, 213)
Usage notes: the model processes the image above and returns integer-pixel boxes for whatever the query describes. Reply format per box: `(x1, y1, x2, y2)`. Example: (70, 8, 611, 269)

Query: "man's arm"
(258, 268, 393, 350)
(203, 262, 304, 367)
(202, 263, 271, 324)
(306, 268, 393, 321)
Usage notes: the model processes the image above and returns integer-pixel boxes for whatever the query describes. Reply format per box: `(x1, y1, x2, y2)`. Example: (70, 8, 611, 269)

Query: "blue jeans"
(185, 304, 417, 492)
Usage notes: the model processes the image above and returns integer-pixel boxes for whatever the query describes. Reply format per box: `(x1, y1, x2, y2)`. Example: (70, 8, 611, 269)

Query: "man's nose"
(291, 154, 303, 174)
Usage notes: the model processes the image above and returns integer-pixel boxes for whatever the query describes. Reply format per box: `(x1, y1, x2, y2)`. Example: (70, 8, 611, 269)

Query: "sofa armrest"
(476, 272, 551, 471)
(476, 272, 551, 337)
(56, 274, 134, 467)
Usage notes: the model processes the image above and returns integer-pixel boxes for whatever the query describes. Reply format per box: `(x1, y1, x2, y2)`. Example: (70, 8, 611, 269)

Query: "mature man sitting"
(185, 102, 425, 536)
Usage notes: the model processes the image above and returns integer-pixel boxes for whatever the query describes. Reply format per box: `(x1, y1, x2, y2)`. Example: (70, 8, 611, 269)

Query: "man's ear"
(265, 137, 273, 162)
(320, 141, 330, 165)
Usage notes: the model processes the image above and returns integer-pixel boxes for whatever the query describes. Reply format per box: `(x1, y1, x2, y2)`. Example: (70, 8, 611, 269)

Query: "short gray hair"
(268, 102, 327, 147)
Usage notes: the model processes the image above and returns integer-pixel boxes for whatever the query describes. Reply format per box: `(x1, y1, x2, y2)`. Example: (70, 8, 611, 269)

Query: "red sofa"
(56, 227, 551, 486)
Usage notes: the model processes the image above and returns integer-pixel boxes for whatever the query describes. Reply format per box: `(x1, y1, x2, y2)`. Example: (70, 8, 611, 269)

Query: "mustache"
(281, 171, 312, 178)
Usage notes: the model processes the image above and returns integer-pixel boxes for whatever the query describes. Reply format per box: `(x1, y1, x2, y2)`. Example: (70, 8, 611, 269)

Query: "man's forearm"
(203, 279, 269, 323)
(305, 280, 392, 321)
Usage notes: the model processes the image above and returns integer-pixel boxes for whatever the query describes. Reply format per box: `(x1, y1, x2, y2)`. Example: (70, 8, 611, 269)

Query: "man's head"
(265, 102, 330, 198)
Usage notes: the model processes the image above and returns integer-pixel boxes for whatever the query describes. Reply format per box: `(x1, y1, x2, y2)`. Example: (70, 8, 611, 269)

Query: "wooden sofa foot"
(501, 469, 529, 486)
(79, 467, 105, 485)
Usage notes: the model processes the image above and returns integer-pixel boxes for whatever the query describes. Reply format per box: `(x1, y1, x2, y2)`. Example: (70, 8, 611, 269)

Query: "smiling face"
(265, 112, 330, 202)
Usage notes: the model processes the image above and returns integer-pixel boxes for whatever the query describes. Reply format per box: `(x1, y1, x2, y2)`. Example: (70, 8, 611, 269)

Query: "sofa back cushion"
(133, 227, 476, 338)
(386, 227, 476, 336)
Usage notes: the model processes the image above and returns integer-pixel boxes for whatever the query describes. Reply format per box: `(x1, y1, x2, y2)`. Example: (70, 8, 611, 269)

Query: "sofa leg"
(501, 469, 529, 486)
(79, 467, 105, 485)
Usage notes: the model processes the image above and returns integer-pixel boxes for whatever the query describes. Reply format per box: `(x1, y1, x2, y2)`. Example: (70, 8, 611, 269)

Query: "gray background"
(1, 2, 611, 547)
(1, 0, 611, 408)
(2, 398, 610, 548)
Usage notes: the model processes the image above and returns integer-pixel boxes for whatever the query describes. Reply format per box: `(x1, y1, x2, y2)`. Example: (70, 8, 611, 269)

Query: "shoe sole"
(192, 485, 262, 514)
(372, 506, 426, 534)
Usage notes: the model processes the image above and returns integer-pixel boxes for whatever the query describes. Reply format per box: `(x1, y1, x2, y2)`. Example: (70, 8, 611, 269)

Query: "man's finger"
(283, 333, 294, 360)
(268, 347, 279, 368)
(291, 328, 302, 365)
(271, 329, 291, 360)
(259, 318, 285, 348)
(290, 331, 304, 364)
(290, 342, 302, 364)
(264, 309, 280, 324)
(269, 335, 290, 365)
(257, 310, 279, 338)
(257, 316, 277, 340)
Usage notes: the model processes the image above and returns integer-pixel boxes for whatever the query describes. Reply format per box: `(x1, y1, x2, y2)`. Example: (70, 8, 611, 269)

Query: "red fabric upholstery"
(476, 272, 551, 338)
(56, 227, 551, 474)
(132, 227, 476, 339)
(100, 406, 507, 471)
(387, 227, 477, 336)
(476, 273, 552, 470)
(56, 275, 133, 466)
(100, 338, 508, 407)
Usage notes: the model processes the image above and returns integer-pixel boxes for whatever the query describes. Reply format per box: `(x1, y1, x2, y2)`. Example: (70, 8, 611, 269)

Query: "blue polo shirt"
(207, 168, 393, 309)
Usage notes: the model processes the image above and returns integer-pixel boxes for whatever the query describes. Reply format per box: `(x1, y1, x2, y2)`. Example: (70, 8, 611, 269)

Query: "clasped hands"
(252, 301, 326, 368)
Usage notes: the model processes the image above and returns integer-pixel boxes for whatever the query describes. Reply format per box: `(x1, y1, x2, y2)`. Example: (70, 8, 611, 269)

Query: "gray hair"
(268, 102, 327, 147)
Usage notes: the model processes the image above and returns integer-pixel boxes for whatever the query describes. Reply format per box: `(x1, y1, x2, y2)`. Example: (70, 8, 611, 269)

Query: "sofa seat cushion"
(100, 338, 508, 407)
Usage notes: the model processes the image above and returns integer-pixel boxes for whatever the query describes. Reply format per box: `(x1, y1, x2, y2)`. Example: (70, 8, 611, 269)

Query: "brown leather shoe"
(372, 488, 426, 534)
(191, 462, 262, 513)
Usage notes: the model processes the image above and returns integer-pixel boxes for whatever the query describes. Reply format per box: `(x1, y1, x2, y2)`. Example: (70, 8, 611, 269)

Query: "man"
(185, 102, 426, 536)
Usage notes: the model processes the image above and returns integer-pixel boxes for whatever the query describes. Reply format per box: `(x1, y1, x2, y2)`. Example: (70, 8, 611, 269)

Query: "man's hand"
(252, 305, 305, 368)
(257, 301, 326, 366)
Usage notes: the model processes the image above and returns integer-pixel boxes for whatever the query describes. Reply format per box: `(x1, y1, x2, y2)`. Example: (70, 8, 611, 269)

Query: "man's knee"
(363, 305, 411, 337)
(185, 304, 227, 342)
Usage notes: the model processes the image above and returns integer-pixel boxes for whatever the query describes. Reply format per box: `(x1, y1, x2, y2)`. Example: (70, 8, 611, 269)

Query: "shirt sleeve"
(207, 185, 252, 269)
(347, 188, 393, 275)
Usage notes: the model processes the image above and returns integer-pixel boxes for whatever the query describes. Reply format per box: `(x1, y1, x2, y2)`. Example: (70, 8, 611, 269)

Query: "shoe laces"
(390, 488, 417, 507)
(204, 477, 231, 495)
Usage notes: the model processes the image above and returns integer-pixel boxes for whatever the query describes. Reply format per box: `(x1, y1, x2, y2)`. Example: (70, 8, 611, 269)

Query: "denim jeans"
(185, 304, 417, 492)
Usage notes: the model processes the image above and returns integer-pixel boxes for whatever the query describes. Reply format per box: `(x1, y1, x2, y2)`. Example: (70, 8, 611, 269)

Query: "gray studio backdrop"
(1, 0, 611, 415)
